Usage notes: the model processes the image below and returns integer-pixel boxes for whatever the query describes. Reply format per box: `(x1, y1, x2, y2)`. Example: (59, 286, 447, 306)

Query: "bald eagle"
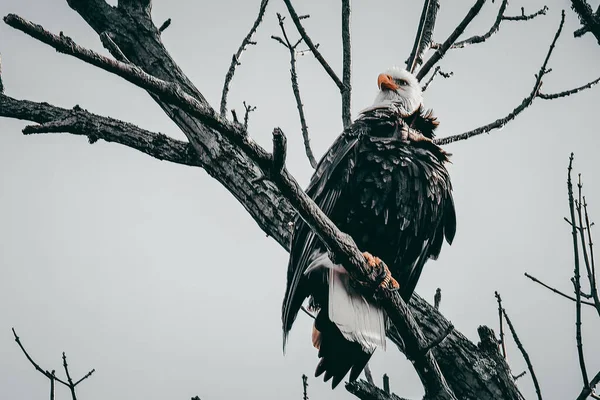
(281, 67, 456, 389)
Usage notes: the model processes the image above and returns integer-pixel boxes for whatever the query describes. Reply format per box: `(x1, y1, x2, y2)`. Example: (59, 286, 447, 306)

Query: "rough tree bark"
(1, 1, 598, 399)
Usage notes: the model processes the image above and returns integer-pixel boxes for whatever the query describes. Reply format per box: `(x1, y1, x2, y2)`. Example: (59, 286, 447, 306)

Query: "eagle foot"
(362, 252, 400, 291)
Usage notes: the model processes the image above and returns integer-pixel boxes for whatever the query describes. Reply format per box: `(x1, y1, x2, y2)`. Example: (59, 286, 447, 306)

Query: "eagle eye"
(397, 79, 408, 86)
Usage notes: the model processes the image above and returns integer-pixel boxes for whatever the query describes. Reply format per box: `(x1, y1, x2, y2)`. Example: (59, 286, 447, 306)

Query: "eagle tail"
(314, 307, 373, 389)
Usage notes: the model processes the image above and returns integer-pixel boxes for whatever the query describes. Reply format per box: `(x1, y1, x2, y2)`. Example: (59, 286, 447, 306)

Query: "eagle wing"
(281, 124, 363, 342)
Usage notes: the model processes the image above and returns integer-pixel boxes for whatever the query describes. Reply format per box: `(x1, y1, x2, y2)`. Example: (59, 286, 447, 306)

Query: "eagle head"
(371, 67, 423, 117)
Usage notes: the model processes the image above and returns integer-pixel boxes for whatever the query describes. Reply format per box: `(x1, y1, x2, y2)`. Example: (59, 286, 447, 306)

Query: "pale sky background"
(1, 1, 600, 399)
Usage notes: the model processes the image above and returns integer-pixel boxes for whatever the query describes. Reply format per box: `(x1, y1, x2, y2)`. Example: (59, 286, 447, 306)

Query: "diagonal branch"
(281, 0, 351, 128)
(538, 76, 600, 99)
(494, 292, 507, 359)
(416, 0, 486, 81)
(406, 0, 440, 73)
(524, 272, 597, 306)
(281, 0, 343, 91)
(434, 10, 566, 146)
(341, 0, 352, 128)
(272, 13, 318, 168)
(498, 295, 543, 400)
(568, 153, 590, 389)
(0, 94, 202, 167)
(433, 2, 547, 50)
(220, 0, 269, 117)
(503, 6, 549, 21)
(577, 370, 600, 400)
(421, 66, 453, 92)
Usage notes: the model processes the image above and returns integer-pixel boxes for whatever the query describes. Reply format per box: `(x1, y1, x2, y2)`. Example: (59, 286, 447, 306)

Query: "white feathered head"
(370, 66, 423, 116)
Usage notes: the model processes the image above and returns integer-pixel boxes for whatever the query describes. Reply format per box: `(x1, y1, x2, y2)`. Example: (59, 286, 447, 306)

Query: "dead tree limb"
(220, 0, 269, 117)
(498, 296, 543, 400)
(406, 0, 440, 73)
(272, 13, 318, 169)
(434, 11, 566, 146)
(281, 0, 351, 128)
(571, 0, 600, 44)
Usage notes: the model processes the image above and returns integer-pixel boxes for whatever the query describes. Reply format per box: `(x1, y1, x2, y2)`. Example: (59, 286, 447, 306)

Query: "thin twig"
(220, 0, 269, 117)
(421, 66, 453, 92)
(494, 292, 507, 359)
(302, 374, 309, 400)
(406, 0, 440, 72)
(434, 288, 442, 310)
(281, 0, 344, 92)
(11, 328, 69, 387)
(62, 353, 77, 400)
(568, 154, 590, 389)
(435, 10, 566, 145)
(243, 101, 256, 131)
(513, 371, 527, 381)
(272, 14, 318, 168)
(158, 18, 171, 33)
(499, 296, 543, 400)
(583, 197, 600, 316)
(524, 272, 596, 306)
(538, 76, 600, 99)
(503, 6, 549, 21)
(416, 0, 486, 81)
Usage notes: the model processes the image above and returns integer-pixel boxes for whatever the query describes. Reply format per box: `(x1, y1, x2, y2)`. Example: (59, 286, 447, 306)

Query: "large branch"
(64, 0, 295, 249)
(1, 6, 524, 399)
(0, 94, 200, 166)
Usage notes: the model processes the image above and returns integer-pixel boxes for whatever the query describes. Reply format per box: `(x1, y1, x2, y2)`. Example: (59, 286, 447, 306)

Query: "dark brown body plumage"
(282, 106, 456, 388)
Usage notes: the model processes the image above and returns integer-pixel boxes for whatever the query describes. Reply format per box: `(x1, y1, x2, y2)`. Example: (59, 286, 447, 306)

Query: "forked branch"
(220, 0, 269, 117)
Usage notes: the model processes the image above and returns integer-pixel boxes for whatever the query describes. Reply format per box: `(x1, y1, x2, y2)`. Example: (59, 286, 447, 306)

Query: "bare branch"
(62, 353, 77, 400)
(421, 66, 453, 92)
(0, 53, 4, 94)
(573, 4, 600, 37)
(583, 197, 600, 315)
(99, 32, 130, 63)
(281, 0, 351, 129)
(416, 0, 486, 81)
(383, 374, 390, 394)
(577, 370, 600, 400)
(302, 374, 309, 400)
(0, 94, 201, 167)
(243, 101, 256, 131)
(571, 0, 600, 44)
(568, 154, 590, 389)
(538, 76, 600, 99)
(513, 371, 527, 381)
(11, 328, 69, 387)
(158, 18, 171, 33)
(272, 14, 318, 169)
(435, 11, 566, 146)
(406, 0, 440, 73)
(74, 369, 96, 386)
(503, 6, 549, 21)
(341, 0, 352, 128)
(524, 272, 597, 306)
(494, 292, 507, 359)
(220, 0, 269, 117)
(499, 295, 543, 400)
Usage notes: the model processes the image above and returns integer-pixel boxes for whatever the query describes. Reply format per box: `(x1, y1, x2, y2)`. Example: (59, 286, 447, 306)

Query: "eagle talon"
(363, 252, 400, 290)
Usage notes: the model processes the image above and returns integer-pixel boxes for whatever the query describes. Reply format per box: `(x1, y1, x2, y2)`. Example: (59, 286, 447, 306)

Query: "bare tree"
(1, 1, 599, 399)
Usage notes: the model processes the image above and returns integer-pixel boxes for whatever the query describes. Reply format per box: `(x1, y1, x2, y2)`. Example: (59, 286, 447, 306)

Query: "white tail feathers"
(305, 251, 386, 353)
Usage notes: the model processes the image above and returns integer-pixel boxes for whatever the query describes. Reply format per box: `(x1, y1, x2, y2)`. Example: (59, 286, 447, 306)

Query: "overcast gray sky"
(1, 1, 600, 399)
